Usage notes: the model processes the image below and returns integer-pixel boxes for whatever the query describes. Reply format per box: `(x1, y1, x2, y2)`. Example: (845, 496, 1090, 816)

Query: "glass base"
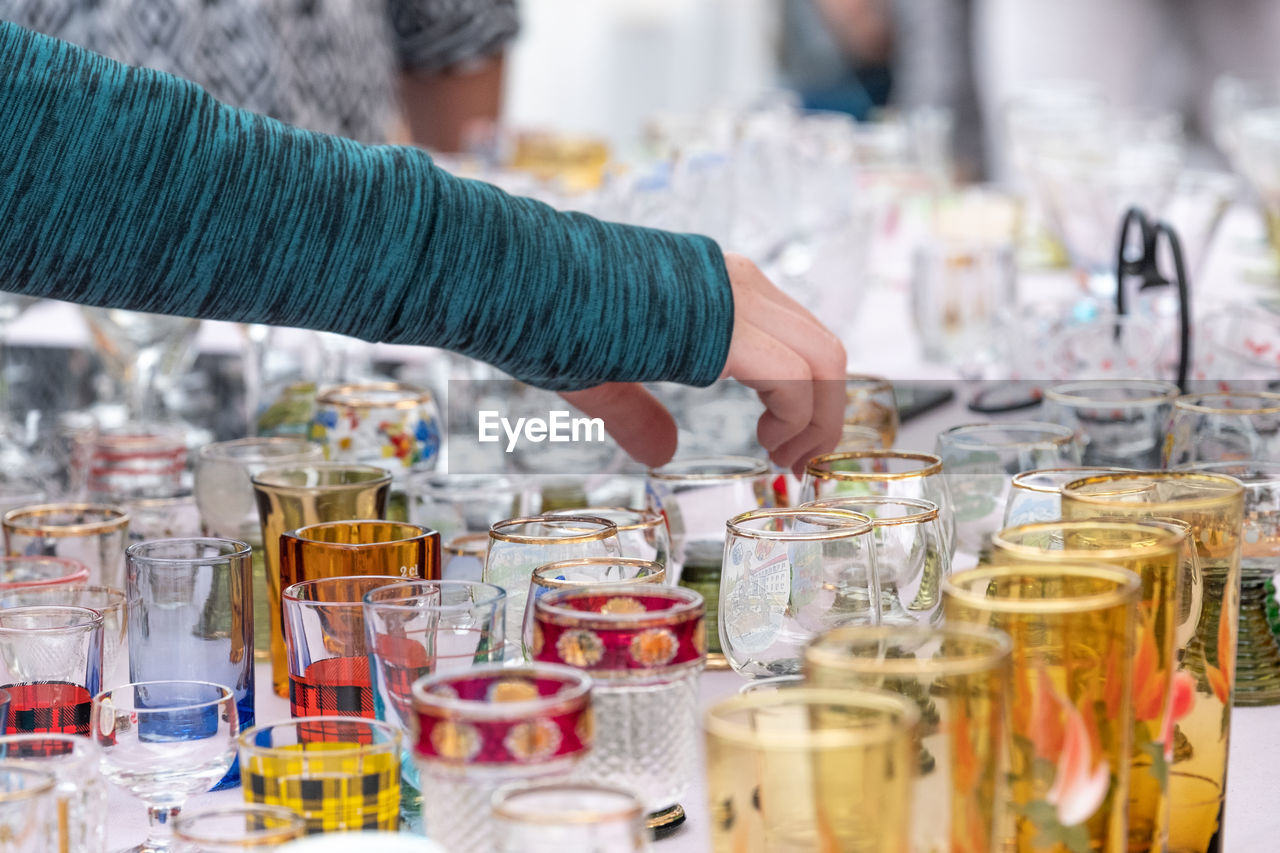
(647, 803, 686, 840)
(1233, 571, 1280, 707)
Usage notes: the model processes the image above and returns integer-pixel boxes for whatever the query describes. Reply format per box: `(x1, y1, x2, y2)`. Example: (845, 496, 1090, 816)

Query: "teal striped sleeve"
(0, 21, 733, 391)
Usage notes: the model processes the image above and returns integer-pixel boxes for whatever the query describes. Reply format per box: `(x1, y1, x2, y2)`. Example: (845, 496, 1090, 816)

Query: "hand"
(562, 252, 847, 476)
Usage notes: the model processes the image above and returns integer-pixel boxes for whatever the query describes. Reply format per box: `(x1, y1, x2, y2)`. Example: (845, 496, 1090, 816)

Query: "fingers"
(558, 383, 679, 468)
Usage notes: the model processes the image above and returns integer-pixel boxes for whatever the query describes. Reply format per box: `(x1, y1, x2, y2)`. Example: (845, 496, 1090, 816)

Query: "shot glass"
(704, 687, 918, 853)
(239, 718, 402, 834)
(406, 473, 533, 542)
(720, 508, 877, 678)
(3, 504, 129, 590)
(910, 241, 1017, 376)
(523, 558, 665, 657)
(1163, 392, 1280, 467)
(531, 585, 703, 830)
(805, 625, 1011, 853)
(546, 507, 670, 567)
(85, 425, 187, 502)
(410, 663, 593, 853)
(442, 532, 490, 582)
(0, 556, 89, 591)
(844, 374, 899, 448)
(309, 382, 441, 479)
(122, 493, 204, 542)
(1061, 471, 1245, 853)
(1002, 467, 1140, 528)
(0, 733, 108, 852)
(943, 563, 1140, 853)
(173, 804, 306, 851)
(491, 782, 650, 853)
(126, 538, 255, 788)
(0, 764, 59, 852)
(1041, 380, 1179, 468)
(0, 586, 128, 690)
(251, 463, 392, 697)
(0, 605, 102, 735)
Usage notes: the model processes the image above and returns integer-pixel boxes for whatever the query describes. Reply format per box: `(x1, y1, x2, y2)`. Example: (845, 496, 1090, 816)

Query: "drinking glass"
(720, 508, 877, 678)
(1181, 461, 1280, 706)
(1045, 314, 1170, 382)
(0, 482, 45, 520)
(704, 687, 918, 853)
(0, 764, 58, 852)
(531, 585, 703, 830)
(309, 382, 442, 479)
(1193, 306, 1280, 389)
(172, 804, 306, 851)
(943, 564, 1139, 853)
(194, 437, 323, 663)
(546, 507, 670, 567)
(0, 605, 102, 735)
(410, 663, 594, 853)
(282, 575, 399, 728)
(483, 516, 620, 646)
(85, 425, 188, 502)
(3, 504, 130, 590)
(845, 375, 899, 447)
(492, 783, 650, 853)
(126, 539, 254, 788)
(0, 732, 108, 852)
(802, 496, 949, 625)
(238, 718, 401, 834)
(804, 625, 1011, 853)
(990, 520, 1186, 851)
(0, 586, 128, 690)
(837, 424, 885, 452)
(250, 464, 391, 697)
(524, 558, 664, 656)
(126, 494, 204, 542)
(406, 473, 531, 542)
(80, 309, 201, 425)
(1041, 380, 1180, 467)
(442, 532, 490, 581)
(910, 241, 1018, 376)
(1164, 392, 1280, 468)
(1061, 471, 1245, 853)
(646, 457, 775, 665)
(935, 423, 1080, 562)
(1002, 467, 1140, 528)
(0, 555, 89, 591)
(93, 680, 239, 853)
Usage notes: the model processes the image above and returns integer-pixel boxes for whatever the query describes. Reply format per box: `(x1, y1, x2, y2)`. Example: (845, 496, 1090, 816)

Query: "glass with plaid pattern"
(93, 680, 239, 852)
(283, 576, 399, 733)
(2, 504, 130, 591)
(238, 717, 402, 834)
(0, 605, 103, 736)
(0, 732, 109, 852)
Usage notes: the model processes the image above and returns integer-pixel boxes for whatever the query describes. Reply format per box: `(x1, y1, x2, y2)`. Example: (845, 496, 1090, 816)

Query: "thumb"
(558, 383, 679, 469)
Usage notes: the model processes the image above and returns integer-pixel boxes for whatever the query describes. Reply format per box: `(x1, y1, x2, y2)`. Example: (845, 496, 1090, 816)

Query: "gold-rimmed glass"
(991, 520, 1185, 851)
(804, 624, 1011, 853)
(1060, 471, 1245, 853)
(2, 504, 129, 591)
(310, 382, 442, 480)
(546, 507, 670, 567)
(491, 782, 650, 853)
(704, 687, 918, 853)
(172, 804, 306, 850)
(1042, 380, 1180, 468)
(1002, 467, 1140, 528)
(845, 374, 899, 448)
(442, 532, 490, 581)
(250, 464, 391, 697)
(837, 424, 885, 452)
(1164, 392, 1280, 467)
(943, 563, 1139, 853)
(0, 764, 59, 851)
(522, 557, 664, 657)
(720, 508, 877, 678)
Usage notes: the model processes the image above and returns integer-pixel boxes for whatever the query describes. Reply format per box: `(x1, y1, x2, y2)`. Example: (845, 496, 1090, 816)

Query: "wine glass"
(80, 308, 201, 425)
(92, 680, 238, 852)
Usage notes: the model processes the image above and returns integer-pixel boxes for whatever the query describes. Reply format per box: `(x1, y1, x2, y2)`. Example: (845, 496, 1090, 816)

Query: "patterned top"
(0, 0, 519, 142)
(0, 21, 733, 391)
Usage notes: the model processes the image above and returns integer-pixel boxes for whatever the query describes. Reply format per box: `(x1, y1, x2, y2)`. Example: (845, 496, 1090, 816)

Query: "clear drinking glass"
(804, 624, 1011, 853)
(172, 804, 306, 851)
(80, 309, 201, 425)
(125, 494, 204, 542)
(1045, 314, 1170, 382)
(0, 585, 128, 690)
(1002, 467, 1141, 528)
(491, 783, 650, 853)
(523, 558, 665, 657)
(410, 663, 594, 853)
(0, 732, 108, 852)
(0, 555, 89, 591)
(910, 241, 1018, 376)
(844, 375, 899, 447)
(0, 764, 59, 852)
(406, 473, 532, 543)
(92, 680, 239, 853)
(720, 508, 877, 678)
(1164, 392, 1280, 467)
(802, 496, 949, 625)
(531, 585, 704, 830)
(1041, 380, 1180, 467)
(704, 687, 918, 853)
(0, 605, 103, 736)
(3, 504, 130, 590)
(837, 424, 885, 453)
(546, 507, 670, 567)
(442, 532, 490, 581)
(1193, 307, 1280, 389)
(85, 425, 188, 502)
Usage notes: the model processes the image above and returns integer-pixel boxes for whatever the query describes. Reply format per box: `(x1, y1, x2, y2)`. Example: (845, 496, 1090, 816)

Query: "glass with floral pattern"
(309, 381, 441, 483)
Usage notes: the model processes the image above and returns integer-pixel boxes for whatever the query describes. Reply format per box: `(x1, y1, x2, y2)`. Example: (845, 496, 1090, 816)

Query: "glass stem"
(144, 803, 181, 851)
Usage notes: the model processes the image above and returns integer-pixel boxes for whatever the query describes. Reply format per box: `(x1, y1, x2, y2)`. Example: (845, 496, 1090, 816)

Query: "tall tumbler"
(250, 464, 391, 697)
(531, 585, 704, 833)
(1062, 471, 1244, 853)
(3, 504, 129, 590)
(126, 538, 254, 789)
(0, 605, 103, 736)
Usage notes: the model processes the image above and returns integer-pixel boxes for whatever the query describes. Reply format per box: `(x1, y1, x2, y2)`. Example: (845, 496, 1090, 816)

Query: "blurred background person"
(778, 0, 893, 121)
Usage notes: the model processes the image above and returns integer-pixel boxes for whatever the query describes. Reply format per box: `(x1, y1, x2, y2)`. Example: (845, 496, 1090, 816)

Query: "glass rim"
(704, 687, 920, 750)
(0, 764, 57, 802)
(801, 496, 939, 526)
(362, 579, 507, 612)
(937, 420, 1077, 449)
(0, 555, 90, 588)
(488, 515, 619, 545)
(726, 508, 873, 541)
(96, 680, 235, 713)
(490, 781, 645, 826)
(237, 717, 401, 756)
(1060, 471, 1245, 512)
(1, 503, 129, 537)
(0, 585, 127, 612)
(196, 436, 322, 463)
(411, 662, 591, 722)
(1010, 467, 1141, 495)
(646, 455, 771, 481)
(546, 506, 664, 532)
(805, 451, 943, 481)
(845, 373, 894, 394)
(315, 380, 433, 410)
(1043, 379, 1182, 406)
(1178, 459, 1280, 485)
(534, 583, 701, 628)
(942, 562, 1141, 614)
(0, 730, 98, 757)
(991, 519, 1186, 562)
(125, 537, 253, 564)
(172, 804, 307, 846)
(0, 604, 103, 633)
(249, 463, 392, 492)
(1173, 391, 1280, 415)
(444, 532, 491, 556)
(804, 624, 1012, 678)
(530, 558, 665, 591)
(282, 520, 435, 549)
(282, 575, 402, 606)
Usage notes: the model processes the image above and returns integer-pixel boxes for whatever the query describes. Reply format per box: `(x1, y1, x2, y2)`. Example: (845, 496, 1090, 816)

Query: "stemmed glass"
(92, 680, 239, 852)
(80, 308, 201, 425)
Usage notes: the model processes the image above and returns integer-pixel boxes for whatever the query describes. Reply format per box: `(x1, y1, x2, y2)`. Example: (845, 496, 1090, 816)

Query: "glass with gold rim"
(546, 507, 670, 568)
(1002, 467, 1139, 528)
(990, 520, 1186, 852)
(492, 782, 649, 852)
(943, 562, 1139, 853)
(804, 624, 1011, 853)
(1042, 380, 1179, 468)
(1060, 471, 1243, 853)
(172, 804, 306, 850)
(2, 504, 129, 591)
(522, 557, 664, 657)
(704, 686, 918, 853)
(443, 532, 490, 581)
(309, 381, 441, 478)
(1163, 391, 1280, 468)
